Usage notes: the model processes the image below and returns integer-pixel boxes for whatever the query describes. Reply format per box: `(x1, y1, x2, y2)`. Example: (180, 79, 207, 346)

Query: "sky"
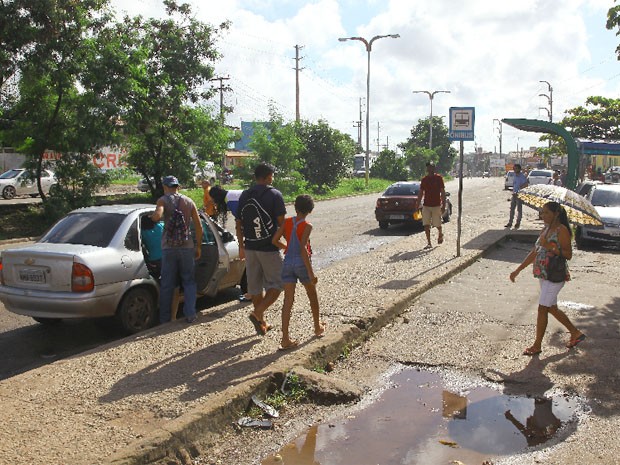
(109, 0, 620, 155)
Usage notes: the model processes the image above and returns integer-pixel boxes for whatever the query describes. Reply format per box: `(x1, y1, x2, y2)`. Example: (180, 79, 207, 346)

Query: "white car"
(527, 169, 554, 185)
(504, 171, 515, 190)
(575, 183, 620, 249)
(604, 166, 620, 184)
(0, 204, 245, 333)
(0, 168, 57, 200)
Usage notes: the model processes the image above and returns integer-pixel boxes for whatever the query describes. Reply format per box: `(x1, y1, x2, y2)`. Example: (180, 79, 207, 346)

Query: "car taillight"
(72, 262, 94, 292)
(0, 256, 4, 286)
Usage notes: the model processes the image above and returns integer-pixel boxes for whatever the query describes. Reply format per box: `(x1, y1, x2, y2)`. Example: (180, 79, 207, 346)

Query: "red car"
(375, 181, 452, 230)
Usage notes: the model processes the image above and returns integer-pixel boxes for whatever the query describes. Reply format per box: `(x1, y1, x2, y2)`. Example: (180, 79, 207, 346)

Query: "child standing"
(272, 194, 325, 350)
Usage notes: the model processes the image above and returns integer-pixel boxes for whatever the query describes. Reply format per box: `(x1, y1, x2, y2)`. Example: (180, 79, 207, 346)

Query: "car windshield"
(39, 212, 126, 247)
(530, 170, 551, 177)
(384, 184, 419, 196)
(591, 188, 620, 207)
(0, 169, 22, 180)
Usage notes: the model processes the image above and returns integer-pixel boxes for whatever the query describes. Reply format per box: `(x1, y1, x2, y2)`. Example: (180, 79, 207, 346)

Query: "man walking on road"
(418, 162, 446, 249)
(236, 163, 286, 335)
(505, 164, 529, 229)
(151, 175, 203, 323)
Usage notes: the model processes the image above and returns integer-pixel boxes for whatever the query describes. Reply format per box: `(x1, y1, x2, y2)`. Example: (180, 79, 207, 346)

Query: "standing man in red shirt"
(417, 162, 446, 249)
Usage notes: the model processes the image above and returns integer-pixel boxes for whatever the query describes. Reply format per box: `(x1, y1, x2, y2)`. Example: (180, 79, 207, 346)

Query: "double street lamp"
(339, 34, 400, 186)
(412, 90, 450, 149)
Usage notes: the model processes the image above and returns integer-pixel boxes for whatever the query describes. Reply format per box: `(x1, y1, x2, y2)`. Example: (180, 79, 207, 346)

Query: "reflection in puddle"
(262, 368, 582, 465)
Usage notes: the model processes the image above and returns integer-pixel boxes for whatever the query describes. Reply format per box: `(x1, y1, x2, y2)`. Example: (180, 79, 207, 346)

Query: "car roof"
(389, 181, 420, 187)
(593, 183, 620, 192)
(69, 204, 156, 215)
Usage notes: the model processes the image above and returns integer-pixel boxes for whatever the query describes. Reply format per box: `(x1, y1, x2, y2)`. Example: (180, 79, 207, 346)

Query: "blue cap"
(162, 175, 179, 187)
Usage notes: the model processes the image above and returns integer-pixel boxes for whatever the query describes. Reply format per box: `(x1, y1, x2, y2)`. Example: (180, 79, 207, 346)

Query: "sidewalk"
(1, 209, 618, 464)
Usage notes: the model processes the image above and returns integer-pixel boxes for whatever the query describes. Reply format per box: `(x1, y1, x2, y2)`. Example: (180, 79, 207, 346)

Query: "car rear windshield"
(591, 188, 620, 207)
(39, 212, 126, 247)
(530, 170, 551, 177)
(385, 184, 419, 195)
(0, 169, 21, 179)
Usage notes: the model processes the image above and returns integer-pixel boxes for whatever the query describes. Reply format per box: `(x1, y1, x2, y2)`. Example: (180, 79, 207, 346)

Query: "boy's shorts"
(422, 205, 442, 227)
(281, 262, 311, 284)
(245, 250, 283, 295)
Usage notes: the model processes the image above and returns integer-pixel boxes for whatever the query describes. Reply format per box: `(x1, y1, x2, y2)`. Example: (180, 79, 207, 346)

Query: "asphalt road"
(0, 177, 492, 381)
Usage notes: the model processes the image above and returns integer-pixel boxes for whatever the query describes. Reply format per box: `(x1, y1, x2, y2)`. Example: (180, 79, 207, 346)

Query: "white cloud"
(110, 0, 620, 155)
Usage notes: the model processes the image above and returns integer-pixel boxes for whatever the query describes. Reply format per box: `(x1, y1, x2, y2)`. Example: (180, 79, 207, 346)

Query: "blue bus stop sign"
(449, 107, 475, 141)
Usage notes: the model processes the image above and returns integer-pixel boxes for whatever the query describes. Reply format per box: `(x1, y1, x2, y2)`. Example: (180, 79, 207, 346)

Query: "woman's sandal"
(566, 334, 586, 348)
(523, 347, 542, 356)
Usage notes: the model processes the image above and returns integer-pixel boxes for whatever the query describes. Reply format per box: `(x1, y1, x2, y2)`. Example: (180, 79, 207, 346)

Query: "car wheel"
(2, 185, 16, 200)
(33, 317, 61, 325)
(116, 287, 157, 334)
(48, 184, 59, 195)
(379, 221, 389, 230)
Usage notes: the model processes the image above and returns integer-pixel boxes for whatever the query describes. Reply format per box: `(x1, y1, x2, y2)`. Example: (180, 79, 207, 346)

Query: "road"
(0, 177, 496, 380)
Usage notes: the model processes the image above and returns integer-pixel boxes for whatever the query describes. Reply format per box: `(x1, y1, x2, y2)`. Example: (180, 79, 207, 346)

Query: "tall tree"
(559, 96, 620, 140)
(248, 107, 305, 195)
(1, 0, 114, 208)
(370, 148, 408, 181)
(399, 117, 456, 178)
(296, 119, 356, 193)
(99, 1, 232, 194)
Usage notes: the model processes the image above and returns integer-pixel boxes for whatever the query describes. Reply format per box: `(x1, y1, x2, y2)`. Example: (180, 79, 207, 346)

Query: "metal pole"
(339, 34, 400, 187)
(413, 90, 450, 149)
(457, 140, 464, 257)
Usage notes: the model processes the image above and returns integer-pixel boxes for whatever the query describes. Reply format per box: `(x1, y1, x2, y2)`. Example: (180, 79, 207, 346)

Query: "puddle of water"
(262, 368, 581, 465)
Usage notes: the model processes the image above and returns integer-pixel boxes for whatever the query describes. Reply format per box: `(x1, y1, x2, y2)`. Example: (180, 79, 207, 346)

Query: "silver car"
(575, 183, 620, 249)
(0, 204, 245, 333)
(0, 168, 57, 199)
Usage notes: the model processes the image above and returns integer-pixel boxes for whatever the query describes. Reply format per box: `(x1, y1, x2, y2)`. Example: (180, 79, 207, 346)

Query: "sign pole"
(457, 140, 464, 257)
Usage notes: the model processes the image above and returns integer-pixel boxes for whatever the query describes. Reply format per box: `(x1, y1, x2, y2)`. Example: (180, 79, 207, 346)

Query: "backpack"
(240, 187, 275, 248)
(165, 195, 190, 247)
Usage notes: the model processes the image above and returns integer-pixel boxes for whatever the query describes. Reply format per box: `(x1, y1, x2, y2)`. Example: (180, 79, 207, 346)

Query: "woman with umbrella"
(509, 201, 586, 355)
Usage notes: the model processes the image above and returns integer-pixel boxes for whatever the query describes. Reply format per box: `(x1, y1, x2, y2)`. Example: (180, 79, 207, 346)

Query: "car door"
(17, 171, 37, 196)
(194, 212, 230, 297)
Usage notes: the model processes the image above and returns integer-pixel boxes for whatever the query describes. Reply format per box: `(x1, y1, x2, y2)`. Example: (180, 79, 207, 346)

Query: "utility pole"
(376, 121, 381, 153)
(210, 76, 231, 122)
(539, 80, 553, 149)
(352, 121, 362, 147)
(210, 76, 232, 172)
(293, 45, 305, 122)
(358, 97, 365, 147)
(493, 118, 503, 155)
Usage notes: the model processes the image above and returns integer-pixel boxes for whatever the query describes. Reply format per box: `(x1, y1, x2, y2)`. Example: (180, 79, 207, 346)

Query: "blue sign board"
(449, 107, 475, 141)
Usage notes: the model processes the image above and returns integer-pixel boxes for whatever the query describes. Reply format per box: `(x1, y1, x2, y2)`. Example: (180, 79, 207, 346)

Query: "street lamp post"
(412, 90, 450, 149)
(339, 34, 400, 186)
(539, 80, 553, 149)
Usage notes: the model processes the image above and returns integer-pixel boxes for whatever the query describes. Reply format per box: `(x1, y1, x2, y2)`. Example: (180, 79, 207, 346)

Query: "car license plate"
(19, 269, 46, 283)
(389, 214, 406, 220)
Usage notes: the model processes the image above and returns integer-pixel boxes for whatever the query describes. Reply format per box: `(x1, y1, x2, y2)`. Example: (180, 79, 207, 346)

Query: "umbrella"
(517, 184, 603, 226)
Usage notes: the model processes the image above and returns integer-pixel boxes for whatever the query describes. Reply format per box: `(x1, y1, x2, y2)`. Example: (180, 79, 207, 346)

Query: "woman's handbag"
(546, 254, 567, 283)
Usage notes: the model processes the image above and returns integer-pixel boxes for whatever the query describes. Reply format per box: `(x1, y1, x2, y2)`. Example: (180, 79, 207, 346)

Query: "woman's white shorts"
(539, 279, 564, 307)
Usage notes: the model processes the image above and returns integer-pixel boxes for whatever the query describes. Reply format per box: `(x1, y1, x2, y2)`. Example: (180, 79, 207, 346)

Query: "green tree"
(1, 0, 115, 212)
(399, 117, 456, 178)
(370, 149, 408, 181)
(296, 119, 356, 193)
(558, 96, 620, 140)
(98, 1, 232, 195)
(248, 107, 305, 195)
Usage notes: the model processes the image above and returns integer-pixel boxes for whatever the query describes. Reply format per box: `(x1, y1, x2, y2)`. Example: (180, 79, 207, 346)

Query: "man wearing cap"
(505, 164, 528, 229)
(151, 175, 203, 323)
(417, 162, 446, 249)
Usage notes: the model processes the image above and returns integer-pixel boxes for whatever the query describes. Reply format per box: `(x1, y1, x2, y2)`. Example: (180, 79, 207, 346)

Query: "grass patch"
(0, 178, 393, 241)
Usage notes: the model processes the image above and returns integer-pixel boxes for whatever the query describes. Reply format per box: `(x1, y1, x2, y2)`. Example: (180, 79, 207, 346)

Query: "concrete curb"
(108, 230, 532, 465)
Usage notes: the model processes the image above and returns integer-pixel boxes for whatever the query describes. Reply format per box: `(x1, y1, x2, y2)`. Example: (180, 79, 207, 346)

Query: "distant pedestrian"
(548, 171, 562, 186)
(201, 178, 217, 219)
(417, 161, 446, 249)
(560, 169, 567, 187)
(505, 164, 528, 229)
(509, 201, 585, 356)
(272, 194, 325, 350)
(236, 163, 286, 335)
(151, 175, 203, 323)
